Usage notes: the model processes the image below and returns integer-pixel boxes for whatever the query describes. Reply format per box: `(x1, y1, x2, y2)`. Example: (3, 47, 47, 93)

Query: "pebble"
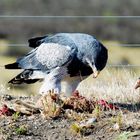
(79, 117, 97, 127)
(86, 118, 97, 125)
(113, 123, 120, 130)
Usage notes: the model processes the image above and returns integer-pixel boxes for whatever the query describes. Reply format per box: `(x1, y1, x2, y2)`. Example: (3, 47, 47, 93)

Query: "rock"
(79, 117, 97, 128)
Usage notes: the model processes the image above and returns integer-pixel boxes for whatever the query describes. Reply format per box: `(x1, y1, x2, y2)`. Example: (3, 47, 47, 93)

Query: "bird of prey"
(5, 33, 108, 95)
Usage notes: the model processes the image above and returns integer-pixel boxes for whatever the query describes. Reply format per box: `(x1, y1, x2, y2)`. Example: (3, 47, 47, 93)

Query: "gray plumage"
(5, 33, 108, 95)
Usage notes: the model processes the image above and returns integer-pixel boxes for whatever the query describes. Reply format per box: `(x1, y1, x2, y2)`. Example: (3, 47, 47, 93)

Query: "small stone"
(113, 123, 120, 130)
(79, 117, 97, 128)
(86, 118, 97, 125)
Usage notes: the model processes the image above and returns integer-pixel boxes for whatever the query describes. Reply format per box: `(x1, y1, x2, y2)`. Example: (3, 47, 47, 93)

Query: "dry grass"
(78, 68, 140, 104)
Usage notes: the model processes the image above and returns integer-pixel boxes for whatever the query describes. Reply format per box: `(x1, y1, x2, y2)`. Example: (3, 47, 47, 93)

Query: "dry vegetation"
(0, 89, 140, 139)
(78, 68, 140, 103)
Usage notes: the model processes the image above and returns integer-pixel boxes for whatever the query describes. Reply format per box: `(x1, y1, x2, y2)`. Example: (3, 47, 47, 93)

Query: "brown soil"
(0, 94, 140, 140)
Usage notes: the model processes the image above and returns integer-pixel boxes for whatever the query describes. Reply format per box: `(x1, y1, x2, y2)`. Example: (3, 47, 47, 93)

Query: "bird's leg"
(39, 78, 61, 95)
(39, 67, 67, 95)
(61, 76, 82, 97)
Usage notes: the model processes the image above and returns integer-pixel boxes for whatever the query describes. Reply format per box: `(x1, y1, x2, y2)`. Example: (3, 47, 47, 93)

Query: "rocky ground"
(0, 94, 140, 140)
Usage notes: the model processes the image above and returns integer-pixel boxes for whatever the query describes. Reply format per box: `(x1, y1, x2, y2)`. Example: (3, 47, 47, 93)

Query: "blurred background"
(0, 0, 140, 99)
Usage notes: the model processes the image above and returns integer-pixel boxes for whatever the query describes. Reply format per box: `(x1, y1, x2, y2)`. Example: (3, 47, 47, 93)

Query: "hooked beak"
(92, 66, 100, 78)
(85, 58, 100, 78)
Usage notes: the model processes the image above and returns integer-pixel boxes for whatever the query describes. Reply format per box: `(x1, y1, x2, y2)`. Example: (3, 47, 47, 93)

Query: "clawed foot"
(39, 88, 60, 95)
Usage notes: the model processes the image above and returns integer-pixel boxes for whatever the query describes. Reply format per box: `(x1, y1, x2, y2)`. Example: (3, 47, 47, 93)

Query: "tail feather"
(5, 62, 20, 69)
(8, 70, 40, 84)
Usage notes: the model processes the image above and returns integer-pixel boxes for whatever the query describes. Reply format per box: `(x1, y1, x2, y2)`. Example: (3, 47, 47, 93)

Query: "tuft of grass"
(71, 123, 82, 134)
(93, 104, 101, 118)
(15, 125, 28, 135)
(70, 123, 88, 136)
(12, 112, 20, 121)
(115, 131, 138, 140)
(116, 112, 123, 127)
(110, 111, 123, 125)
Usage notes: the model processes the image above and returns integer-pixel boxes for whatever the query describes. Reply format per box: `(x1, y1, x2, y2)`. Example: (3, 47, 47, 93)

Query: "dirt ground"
(0, 94, 140, 140)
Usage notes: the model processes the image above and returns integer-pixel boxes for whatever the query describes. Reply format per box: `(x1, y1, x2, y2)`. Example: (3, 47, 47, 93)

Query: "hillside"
(0, 0, 140, 43)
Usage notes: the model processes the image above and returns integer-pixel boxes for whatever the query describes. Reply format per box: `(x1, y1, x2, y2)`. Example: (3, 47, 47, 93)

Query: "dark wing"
(28, 33, 77, 49)
(28, 35, 48, 48)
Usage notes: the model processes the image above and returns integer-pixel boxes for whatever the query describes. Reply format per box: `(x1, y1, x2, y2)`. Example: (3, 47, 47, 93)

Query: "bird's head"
(84, 42, 108, 78)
